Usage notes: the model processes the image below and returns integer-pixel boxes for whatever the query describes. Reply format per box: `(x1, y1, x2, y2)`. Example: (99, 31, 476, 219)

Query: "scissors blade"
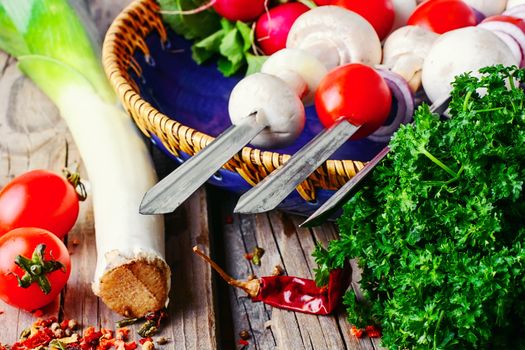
(234, 119, 360, 214)
(300, 95, 452, 227)
(140, 112, 265, 214)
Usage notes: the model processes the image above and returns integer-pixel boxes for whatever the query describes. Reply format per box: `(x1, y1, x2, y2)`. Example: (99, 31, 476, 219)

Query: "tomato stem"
(63, 167, 87, 201)
(14, 244, 65, 295)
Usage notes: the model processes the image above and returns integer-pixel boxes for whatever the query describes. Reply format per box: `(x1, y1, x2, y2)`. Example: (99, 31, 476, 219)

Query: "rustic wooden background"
(0, 1, 384, 349)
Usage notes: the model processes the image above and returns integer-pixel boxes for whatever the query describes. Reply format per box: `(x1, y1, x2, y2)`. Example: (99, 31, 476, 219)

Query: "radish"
(214, 0, 265, 22)
(255, 2, 310, 55)
(422, 26, 518, 102)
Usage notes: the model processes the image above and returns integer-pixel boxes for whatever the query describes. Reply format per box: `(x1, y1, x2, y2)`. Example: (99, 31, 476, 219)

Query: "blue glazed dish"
(130, 29, 397, 216)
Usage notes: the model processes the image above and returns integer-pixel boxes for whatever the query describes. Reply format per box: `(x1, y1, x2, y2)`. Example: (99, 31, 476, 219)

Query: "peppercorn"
(239, 330, 250, 340)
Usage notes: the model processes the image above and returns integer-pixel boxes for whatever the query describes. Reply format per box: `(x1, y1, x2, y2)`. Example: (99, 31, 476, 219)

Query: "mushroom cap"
(383, 25, 439, 66)
(228, 73, 305, 149)
(422, 27, 518, 102)
(286, 6, 382, 67)
(261, 48, 328, 106)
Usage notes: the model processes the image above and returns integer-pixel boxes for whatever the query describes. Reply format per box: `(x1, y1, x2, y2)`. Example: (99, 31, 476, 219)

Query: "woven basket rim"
(102, 0, 367, 201)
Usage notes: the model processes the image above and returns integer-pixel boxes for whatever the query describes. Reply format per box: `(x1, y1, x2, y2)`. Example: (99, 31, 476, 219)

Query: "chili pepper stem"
(192, 246, 260, 298)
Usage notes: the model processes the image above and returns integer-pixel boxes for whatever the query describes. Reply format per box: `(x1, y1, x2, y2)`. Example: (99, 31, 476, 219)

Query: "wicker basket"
(102, 0, 372, 213)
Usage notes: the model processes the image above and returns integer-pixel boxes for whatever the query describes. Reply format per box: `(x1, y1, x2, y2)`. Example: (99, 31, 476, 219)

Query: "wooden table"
(0, 1, 383, 349)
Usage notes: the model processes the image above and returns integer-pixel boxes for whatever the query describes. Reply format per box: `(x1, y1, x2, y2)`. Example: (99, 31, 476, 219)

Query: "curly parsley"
(315, 65, 525, 349)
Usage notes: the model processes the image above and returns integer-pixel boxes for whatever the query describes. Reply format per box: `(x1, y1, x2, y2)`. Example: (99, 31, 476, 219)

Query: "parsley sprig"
(315, 65, 525, 349)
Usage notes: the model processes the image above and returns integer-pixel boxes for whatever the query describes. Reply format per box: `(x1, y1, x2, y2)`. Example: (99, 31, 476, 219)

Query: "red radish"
(332, 0, 395, 40)
(255, 2, 310, 55)
(213, 0, 266, 22)
(408, 0, 477, 34)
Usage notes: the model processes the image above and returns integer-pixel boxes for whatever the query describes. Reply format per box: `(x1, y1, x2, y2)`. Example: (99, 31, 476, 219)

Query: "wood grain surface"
(0, 1, 384, 349)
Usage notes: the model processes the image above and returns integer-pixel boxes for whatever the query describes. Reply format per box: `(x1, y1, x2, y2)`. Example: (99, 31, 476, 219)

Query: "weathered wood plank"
(222, 212, 276, 350)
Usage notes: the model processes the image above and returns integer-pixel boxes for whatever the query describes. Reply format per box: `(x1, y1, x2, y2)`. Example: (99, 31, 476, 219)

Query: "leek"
(0, 0, 170, 317)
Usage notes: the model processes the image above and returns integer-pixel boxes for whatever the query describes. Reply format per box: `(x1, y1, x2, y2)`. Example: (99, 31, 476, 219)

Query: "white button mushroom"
(228, 73, 305, 148)
(463, 0, 507, 16)
(383, 25, 439, 91)
(422, 26, 519, 103)
(286, 6, 382, 70)
(261, 48, 328, 106)
(391, 0, 418, 32)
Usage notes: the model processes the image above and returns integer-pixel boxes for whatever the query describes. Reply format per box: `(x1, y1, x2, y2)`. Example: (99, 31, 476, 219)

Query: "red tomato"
(407, 0, 476, 34)
(315, 63, 392, 140)
(0, 228, 71, 311)
(213, 0, 266, 22)
(255, 2, 310, 55)
(0, 170, 79, 239)
(482, 15, 525, 32)
(333, 0, 395, 40)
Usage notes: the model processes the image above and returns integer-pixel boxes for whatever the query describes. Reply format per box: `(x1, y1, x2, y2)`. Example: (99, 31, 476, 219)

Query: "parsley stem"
(419, 147, 458, 178)
(472, 107, 504, 113)
(463, 90, 473, 112)
(433, 309, 445, 350)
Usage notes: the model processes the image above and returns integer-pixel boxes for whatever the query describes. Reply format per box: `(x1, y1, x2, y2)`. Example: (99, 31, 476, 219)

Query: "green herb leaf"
(245, 53, 267, 76)
(159, 0, 220, 40)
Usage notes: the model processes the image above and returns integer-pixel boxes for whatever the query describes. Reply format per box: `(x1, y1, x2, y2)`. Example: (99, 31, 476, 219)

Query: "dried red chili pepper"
(193, 246, 350, 315)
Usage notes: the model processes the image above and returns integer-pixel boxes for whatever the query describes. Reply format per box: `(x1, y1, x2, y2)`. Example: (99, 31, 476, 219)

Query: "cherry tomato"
(0, 228, 71, 311)
(315, 63, 392, 140)
(333, 0, 395, 40)
(482, 15, 525, 32)
(407, 0, 477, 34)
(0, 170, 79, 239)
(213, 0, 266, 22)
(255, 2, 310, 55)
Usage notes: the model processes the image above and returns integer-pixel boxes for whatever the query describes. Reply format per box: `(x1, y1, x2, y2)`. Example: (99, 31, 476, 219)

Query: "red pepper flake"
(0, 310, 4, 316)
(244, 253, 253, 261)
(117, 327, 131, 340)
(365, 325, 381, 338)
(22, 328, 54, 348)
(350, 326, 365, 338)
(0, 344, 7, 350)
(60, 319, 70, 330)
(238, 339, 249, 346)
(139, 337, 153, 345)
